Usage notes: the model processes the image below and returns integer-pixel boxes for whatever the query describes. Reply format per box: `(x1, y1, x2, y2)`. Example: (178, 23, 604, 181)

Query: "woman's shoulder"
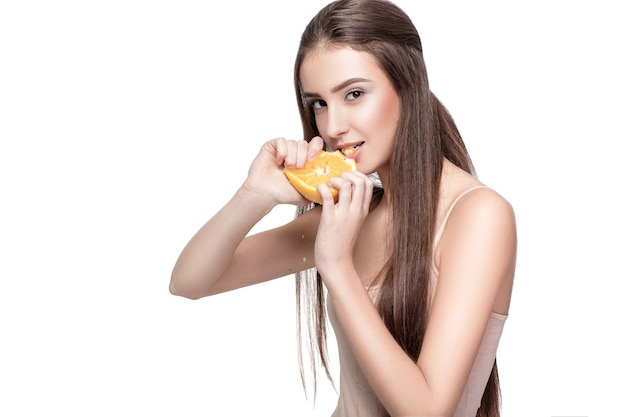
(451, 186, 515, 226)
(439, 160, 514, 218)
(436, 161, 516, 255)
(444, 185, 515, 233)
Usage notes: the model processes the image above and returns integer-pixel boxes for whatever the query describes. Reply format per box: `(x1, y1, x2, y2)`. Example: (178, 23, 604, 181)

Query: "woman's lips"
(340, 142, 364, 157)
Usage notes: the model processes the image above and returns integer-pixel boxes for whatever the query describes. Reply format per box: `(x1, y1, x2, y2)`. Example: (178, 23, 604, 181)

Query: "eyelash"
(309, 89, 365, 111)
(346, 90, 364, 101)
(310, 99, 326, 111)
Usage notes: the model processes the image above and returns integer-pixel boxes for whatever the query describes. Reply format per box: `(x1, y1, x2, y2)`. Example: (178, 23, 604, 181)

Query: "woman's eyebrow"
(301, 77, 371, 98)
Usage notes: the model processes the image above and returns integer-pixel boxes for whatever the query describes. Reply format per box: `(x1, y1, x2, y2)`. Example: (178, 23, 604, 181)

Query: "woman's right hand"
(242, 136, 325, 207)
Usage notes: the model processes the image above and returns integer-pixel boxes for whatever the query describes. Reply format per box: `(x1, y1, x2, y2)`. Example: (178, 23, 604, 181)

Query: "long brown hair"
(293, 1, 499, 416)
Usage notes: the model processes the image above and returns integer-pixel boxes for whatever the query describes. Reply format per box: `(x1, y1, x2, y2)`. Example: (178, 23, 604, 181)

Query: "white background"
(1, 1, 624, 416)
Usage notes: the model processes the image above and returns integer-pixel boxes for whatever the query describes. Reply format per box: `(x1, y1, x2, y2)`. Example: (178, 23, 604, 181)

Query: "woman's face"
(299, 46, 401, 177)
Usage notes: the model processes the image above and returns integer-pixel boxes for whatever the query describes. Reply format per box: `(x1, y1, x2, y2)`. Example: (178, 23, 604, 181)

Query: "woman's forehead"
(299, 47, 383, 91)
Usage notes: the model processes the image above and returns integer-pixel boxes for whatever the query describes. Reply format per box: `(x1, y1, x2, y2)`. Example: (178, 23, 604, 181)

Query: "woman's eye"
(346, 90, 364, 101)
(311, 99, 326, 110)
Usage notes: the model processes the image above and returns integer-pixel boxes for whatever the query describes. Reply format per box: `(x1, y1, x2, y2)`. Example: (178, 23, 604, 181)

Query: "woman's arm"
(318, 186, 516, 416)
(170, 137, 323, 299)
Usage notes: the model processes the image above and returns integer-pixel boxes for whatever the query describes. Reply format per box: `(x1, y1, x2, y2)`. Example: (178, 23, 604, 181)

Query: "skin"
(170, 46, 516, 417)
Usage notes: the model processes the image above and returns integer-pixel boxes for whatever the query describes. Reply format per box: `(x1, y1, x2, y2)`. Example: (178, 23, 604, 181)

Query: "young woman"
(170, 1, 517, 416)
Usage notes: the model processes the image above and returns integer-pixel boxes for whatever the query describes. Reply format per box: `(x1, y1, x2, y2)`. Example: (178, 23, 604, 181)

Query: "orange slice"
(284, 150, 357, 204)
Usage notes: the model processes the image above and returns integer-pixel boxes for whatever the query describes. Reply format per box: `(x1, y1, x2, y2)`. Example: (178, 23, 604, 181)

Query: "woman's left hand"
(314, 171, 374, 279)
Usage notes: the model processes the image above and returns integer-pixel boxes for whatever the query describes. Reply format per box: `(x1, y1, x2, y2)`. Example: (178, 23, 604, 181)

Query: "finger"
(273, 137, 288, 165)
(362, 174, 374, 211)
(307, 136, 325, 160)
(347, 171, 374, 212)
(318, 183, 336, 207)
(296, 140, 309, 168)
(282, 140, 300, 168)
(343, 172, 366, 209)
(330, 176, 353, 206)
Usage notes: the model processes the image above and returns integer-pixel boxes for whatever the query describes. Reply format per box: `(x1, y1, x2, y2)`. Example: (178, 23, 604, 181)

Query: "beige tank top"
(327, 186, 508, 417)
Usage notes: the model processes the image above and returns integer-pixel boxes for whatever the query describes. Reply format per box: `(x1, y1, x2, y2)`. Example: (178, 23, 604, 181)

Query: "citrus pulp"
(283, 150, 357, 205)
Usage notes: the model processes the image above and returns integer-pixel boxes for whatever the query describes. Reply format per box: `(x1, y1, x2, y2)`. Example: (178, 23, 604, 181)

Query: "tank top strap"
(433, 185, 489, 252)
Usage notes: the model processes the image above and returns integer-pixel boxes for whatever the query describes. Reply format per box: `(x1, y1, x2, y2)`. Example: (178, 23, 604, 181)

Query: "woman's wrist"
(234, 181, 276, 217)
(318, 260, 360, 292)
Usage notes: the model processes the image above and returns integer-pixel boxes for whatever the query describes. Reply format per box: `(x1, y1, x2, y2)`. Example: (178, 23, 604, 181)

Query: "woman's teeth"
(341, 143, 362, 156)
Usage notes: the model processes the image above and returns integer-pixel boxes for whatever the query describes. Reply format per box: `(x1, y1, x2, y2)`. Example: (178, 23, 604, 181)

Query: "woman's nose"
(324, 104, 349, 140)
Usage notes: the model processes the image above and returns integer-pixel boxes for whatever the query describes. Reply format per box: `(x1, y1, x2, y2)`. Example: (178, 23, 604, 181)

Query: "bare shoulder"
(441, 184, 517, 252)
(439, 161, 515, 233)
(456, 186, 514, 221)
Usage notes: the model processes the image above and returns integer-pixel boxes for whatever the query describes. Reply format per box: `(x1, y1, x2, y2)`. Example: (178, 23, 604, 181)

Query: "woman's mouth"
(340, 142, 364, 157)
